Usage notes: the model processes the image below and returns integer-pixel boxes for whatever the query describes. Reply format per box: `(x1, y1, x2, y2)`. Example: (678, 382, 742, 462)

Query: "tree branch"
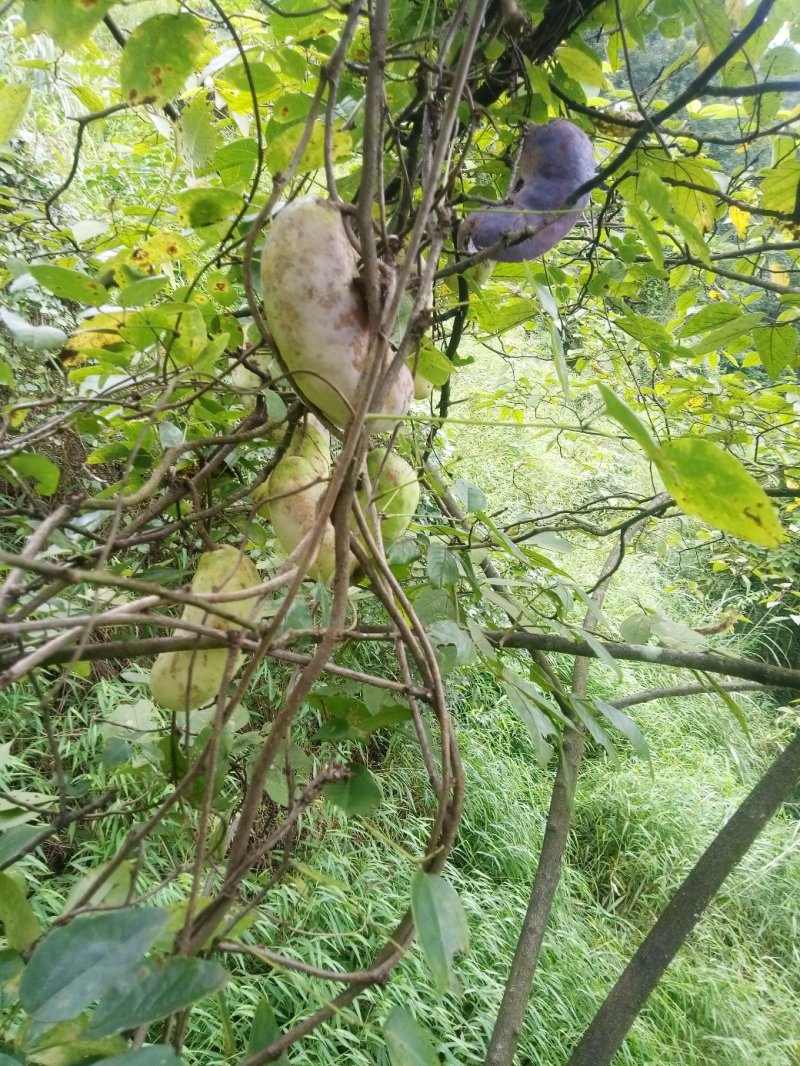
(566, 726, 800, 1066)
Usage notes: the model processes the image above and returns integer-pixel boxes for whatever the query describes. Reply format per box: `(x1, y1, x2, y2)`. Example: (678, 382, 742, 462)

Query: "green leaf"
(593, 698, 651, 765)
(413, 340, 452, 387)
(597, 384, 658, 460)
(427, 621, 475, 665)
(0, 948, 24, 1010)
(0, 825, 42, 869)
(20, 907, 170, 1023)
(0, 84, 31, 143)
(753, 325, 798, 378)
(89, 957, 228, 1037)
(175, 188, 242, 230)
(94, 1049, 181, 1066)
(323, 763, 382, 816)
(29, 265, 108, 307)
(410, 870, 469, 995)
(426, 542, 460, 588)
(760, 157, 800, 216)
(549, 319, 571, 400)
(118, 275, 169, 309)
(5, 454, 60, 496)
(247, 999, 288, 1063)
(0, 357, 13, 387)
(452, 478, 486, 513)
(0, 308, 67, 351)
(678, 302, 741, 337)
(626, 204, 663, 269)
(23, 0, 114, 49)
(556, 45, 604, 88)
(657, 437, 784, 548)
(120, 14, 205, 108)
(223, 61, 279, 96)
(383, 1006, 438, 1066)
(0, 1054, 24, 1066)
(0, 871, 41, 950)
(180, 93, 216, 168)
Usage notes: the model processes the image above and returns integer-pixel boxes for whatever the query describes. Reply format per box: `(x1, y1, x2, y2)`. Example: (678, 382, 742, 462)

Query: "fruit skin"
(287, 413, 331, 476)
(413, 372, 434, 400)
(359, 448, 420, 542)
(458, 120, 595, 262)
(150, 546, 262, 712)
(260, 197, 414, 431)
(262, 454, 337, 584)
(252, 413, 332, 515)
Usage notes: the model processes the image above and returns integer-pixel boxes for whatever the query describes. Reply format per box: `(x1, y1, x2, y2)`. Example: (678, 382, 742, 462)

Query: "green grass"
(2, 347, 800, 1064)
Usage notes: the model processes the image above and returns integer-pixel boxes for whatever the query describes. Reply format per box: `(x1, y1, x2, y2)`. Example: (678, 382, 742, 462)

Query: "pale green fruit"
(260, 197, 413, 431)
(359, 448, 420, 542)
(413, 372, 434, 400)
(150, 546, 262, 712)
(287, 414, 331, 476)
(263, 454, 337, 583)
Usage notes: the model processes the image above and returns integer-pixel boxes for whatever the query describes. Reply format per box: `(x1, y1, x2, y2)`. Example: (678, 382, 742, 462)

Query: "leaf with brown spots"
(120, 13, 205, 109)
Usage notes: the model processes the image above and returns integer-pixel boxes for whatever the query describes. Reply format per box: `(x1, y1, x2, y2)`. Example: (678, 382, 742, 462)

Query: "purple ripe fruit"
(458, 120, 595, 263)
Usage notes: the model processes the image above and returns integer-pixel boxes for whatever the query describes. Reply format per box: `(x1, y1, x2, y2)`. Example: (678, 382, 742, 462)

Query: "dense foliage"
(1, 0, 799, 1063)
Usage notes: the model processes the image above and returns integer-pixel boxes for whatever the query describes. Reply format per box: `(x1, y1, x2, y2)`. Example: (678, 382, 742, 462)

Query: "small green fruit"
(359, 449, 420, 543)
(150, 546, 262, 712)
(263, 454, 337, 583)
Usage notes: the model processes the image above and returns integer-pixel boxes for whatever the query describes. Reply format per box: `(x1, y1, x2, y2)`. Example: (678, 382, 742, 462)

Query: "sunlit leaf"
(657, 437, 785, 547)
(121, 14, 205, 108)
(23, 0, 114, 49)
(0, 84, 31, 143)
(29, 265, 108, 307)
(598, 384, 658, 459)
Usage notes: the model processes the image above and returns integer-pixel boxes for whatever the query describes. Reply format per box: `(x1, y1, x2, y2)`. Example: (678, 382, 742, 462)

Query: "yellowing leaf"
(120, 14, 204, 108)
(768, 261, 790, 288)
(657, 437, 784, 548)
(23, 0, 114, 50)
(0, 84, 31, 143)
(729, 204, 749, 238)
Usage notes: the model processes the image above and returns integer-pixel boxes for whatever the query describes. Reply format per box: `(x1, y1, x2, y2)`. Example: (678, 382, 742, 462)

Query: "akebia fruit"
(286, 414, 331, 477)
(260, 197, 414, 431)
(458, 120, 595, 262)
(252, 414, 331, 516)
(150, 546, 262, 712)
(358, 448, 420, 543)
(261, 453, 337, 584)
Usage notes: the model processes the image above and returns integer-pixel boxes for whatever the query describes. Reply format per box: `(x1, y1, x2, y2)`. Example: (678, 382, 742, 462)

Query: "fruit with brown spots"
(260, 197, 413, 431)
